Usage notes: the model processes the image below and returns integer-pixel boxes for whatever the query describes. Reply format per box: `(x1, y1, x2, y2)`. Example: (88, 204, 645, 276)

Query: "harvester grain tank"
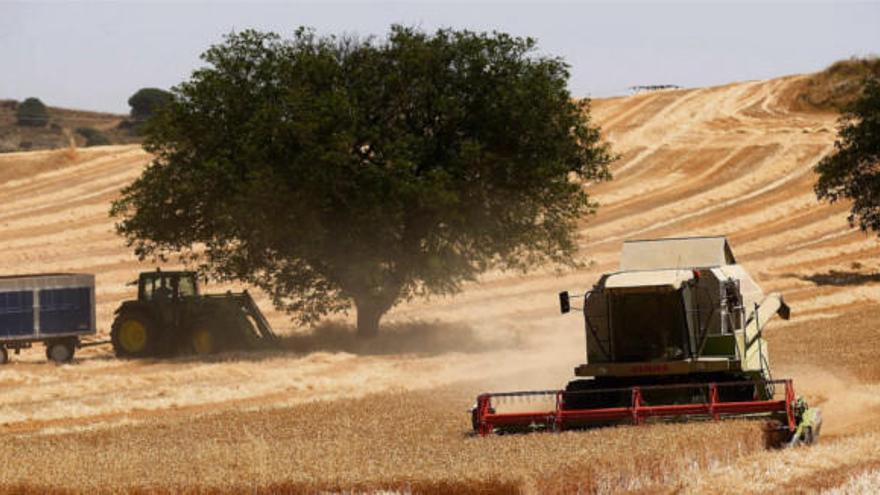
(472, 237, 821, 445)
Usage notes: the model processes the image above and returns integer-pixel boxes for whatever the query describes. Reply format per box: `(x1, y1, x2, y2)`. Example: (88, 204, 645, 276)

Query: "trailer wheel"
(0, 347, 8, 365)
(46, 339, 76, 363)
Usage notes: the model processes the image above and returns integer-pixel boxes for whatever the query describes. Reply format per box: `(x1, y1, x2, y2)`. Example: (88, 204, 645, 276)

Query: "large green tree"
(815, 78, 880, 233)
(111, 27, 613, 337)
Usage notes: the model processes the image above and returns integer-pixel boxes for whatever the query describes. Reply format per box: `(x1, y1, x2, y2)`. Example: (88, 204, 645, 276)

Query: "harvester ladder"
(752, 303, 775, 397)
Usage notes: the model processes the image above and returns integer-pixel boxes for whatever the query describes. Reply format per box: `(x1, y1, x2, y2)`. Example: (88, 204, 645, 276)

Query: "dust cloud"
(781, 365, 880, 438)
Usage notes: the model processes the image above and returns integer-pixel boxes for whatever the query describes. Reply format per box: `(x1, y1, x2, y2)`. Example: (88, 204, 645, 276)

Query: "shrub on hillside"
(127, 88, 172, 121)
(76, 127, 111, 147)
(16, 97, 49, 127)
(799, 57, 880, 111)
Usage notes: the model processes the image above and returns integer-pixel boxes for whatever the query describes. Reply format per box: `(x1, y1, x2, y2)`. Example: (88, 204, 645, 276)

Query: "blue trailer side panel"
(39, 288, 91, 334)
(0, 291, 35, 337)
(0, 274, 96, 342)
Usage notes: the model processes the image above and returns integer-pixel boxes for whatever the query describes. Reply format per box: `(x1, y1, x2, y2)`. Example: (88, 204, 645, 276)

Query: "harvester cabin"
(582, 237, 778, 368)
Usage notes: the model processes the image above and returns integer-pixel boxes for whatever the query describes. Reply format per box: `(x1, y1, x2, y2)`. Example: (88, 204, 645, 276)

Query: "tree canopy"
(127, 88, 172, 121)
(815, 77, 880, 233)
(16, 97, 49, 127)
(111, 26, 614, 337)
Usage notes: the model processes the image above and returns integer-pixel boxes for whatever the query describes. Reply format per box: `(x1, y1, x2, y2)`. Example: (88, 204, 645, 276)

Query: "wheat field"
(1, 72, 879, 493)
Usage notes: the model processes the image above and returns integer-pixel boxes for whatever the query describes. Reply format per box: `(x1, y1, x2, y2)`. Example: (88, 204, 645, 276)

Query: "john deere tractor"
(111, 269, 277, 357)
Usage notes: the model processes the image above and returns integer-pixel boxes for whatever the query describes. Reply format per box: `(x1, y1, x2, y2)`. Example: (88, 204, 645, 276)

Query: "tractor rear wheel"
(111, 310, 158, 358)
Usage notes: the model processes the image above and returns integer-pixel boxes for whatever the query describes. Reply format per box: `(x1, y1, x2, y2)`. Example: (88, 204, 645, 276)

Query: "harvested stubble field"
(2, 70, 880, 494)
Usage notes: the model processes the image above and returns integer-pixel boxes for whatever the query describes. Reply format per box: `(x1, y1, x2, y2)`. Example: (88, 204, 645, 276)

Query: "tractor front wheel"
(190, 326, 217, 356)
(111, 310, 158, 358)
(189, 320, 225, 356)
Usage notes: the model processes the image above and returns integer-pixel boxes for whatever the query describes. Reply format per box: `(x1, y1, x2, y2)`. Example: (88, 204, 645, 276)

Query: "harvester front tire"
(803, 427, 815, 445)
(111, 310, 158, 358)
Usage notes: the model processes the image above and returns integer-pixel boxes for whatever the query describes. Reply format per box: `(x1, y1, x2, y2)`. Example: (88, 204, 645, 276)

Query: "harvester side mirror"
(559, 291, 571, 314)
(778, 298, 791, 320)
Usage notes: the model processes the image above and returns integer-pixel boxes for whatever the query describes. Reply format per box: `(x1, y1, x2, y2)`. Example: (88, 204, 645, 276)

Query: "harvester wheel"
(0, 347, 8, 365)
(803, 426, 815, 445)
(111, 310, 158, 358)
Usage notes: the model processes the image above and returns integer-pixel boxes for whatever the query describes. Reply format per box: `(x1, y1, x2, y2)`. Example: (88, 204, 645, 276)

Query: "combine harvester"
(472, 237, 821, 446)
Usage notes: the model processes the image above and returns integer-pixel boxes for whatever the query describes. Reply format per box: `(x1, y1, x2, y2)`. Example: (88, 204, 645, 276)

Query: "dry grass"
(767, 304, 880, 381)
(794, 56, 880, 111)
(824, 469, 880, 495)
(678, 431, 880, 494)
(0, 386, 770, 494)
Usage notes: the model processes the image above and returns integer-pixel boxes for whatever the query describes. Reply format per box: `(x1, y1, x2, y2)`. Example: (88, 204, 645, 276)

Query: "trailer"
(0, 273, 96, 364)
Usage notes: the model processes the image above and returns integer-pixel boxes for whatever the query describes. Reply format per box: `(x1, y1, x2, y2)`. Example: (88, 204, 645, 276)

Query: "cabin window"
(609, 289, 688, 362)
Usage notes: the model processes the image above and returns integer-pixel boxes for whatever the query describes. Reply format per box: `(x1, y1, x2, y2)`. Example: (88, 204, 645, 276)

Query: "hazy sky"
(2, 1, 878, 114)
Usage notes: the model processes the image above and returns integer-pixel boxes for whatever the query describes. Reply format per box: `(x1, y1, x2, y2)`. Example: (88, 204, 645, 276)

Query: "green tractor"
(111, 269, 277, 358)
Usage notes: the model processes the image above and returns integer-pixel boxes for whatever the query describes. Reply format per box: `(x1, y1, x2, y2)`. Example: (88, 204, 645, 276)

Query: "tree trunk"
(355, 298, 385, 338)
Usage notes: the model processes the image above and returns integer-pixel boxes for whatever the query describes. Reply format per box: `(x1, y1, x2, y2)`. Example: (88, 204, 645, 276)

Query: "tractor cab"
(137, 270, 199, 302)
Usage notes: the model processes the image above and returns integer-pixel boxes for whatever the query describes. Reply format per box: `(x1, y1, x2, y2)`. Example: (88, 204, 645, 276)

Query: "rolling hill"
(0, 69, 879, 493)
